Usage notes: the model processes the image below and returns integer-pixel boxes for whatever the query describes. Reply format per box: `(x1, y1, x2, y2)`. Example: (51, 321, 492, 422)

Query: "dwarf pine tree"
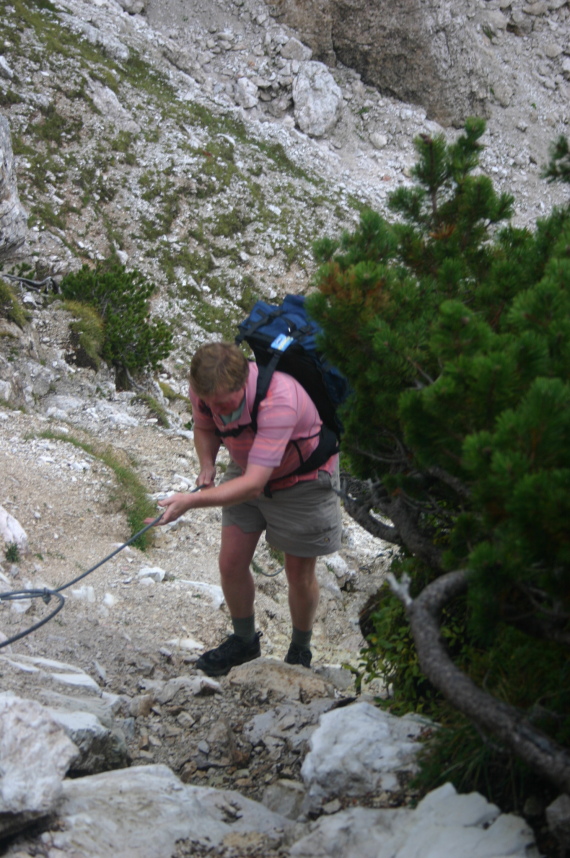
(60, 262, 173, 387)
(308, 118, 570, 807)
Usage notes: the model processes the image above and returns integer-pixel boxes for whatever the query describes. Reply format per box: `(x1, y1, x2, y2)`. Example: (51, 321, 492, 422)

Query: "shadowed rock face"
(270, 0, 497, 126)
(0, 116, 27, 260)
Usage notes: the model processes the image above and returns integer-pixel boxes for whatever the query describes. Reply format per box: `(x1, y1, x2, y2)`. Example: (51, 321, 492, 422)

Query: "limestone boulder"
(292, 61, 343, 137)
(0, 117, 27, 260)
(0, 694, 78, 838)
(272, 0, 503, 126)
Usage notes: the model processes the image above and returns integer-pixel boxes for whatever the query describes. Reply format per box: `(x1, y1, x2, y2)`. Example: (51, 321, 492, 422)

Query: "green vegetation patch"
(133, 393, 170, 427)
(60, 262, 173, 386)
(63, 299, 105, 370)
(0, 278, 29, 328)
(309, 117, 570, 817)
(37, 430, 156, 549)
(31, 103, 83, 147)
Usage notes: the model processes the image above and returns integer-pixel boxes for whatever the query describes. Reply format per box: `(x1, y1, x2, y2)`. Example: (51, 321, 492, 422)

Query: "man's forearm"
(151, 462, 275, 524)
(193, 426, 221, 468)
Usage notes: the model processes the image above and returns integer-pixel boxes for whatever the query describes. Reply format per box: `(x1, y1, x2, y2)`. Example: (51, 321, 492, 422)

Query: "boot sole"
(196, 649, 261, 677)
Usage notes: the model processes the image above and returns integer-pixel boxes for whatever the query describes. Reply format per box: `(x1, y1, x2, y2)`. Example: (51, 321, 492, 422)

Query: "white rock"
(483, 10, 509, 30)
(235, 76, 259, 109)
(166, 636, 204, 651)
(0, 694, 78, 838)
(11, 765, 294, 857)
(290, 784, 540, 858)
(116, 0, 146, 12)
(0, 55, 14, 79)
(0, 506, 28, 553)
(155, 675, 222, 703)
(370, 131, 388, 149)
(292, 62, 343, 137)
(10, 595, 32, 614)
(71, 585, 96, 602)
(301, 702, 425, 802)
(179, 578, 225, 609)
(281, 38, 312, 62)
(46, 707, 128, 773)
(546, 793, 570, 852)
(0, 654, 101, 691)
(138, 565, 166, 582)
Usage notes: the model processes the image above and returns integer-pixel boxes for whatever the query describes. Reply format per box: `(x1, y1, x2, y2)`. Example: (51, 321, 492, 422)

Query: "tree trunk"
(394, 569, 570, 796)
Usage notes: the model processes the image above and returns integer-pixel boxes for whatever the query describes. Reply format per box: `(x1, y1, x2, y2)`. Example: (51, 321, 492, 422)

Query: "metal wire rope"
(0, 481, 284, 650)
(0, 512, 164, 650)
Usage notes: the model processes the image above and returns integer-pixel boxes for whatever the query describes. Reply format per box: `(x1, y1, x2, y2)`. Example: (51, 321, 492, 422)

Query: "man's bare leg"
(218, 524, 262, 618)
(195, 525, 263, 677)
(284, 554, 319, 632)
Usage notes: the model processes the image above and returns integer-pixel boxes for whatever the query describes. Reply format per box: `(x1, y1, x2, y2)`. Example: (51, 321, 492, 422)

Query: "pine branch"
(501, 591, 570, 647)
(390, 569, 570, 795)
(340, 475, 445, 568)
(425, 465, 471, 499)
(389, 496, 444, 569)
(339, 475, 401, 545)
(347, 442, 410, 467)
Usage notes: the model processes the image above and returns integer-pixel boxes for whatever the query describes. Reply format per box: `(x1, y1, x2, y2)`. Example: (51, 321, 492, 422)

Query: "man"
(151, 341, 342, 676)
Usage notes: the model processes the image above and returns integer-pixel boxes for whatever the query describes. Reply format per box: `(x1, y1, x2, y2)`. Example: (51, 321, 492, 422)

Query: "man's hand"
(197, 465, 216, 488)
(144, 490, 202, 526)
(144, 462, 274, 527)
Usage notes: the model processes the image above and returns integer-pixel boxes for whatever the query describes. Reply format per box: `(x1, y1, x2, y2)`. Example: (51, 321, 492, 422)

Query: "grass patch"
(6, 0, 119, 89)
(119, 52, 176, 103)
(0, 88, 22, 107)
(63, 299, 105, 369)
(5, 543, 21, 563)
(258, 139, 320, 184)
(159, 381, 190, 405)
(31, 103, 83, 147)
(37, 430, 156, 549)
(0, 279, 29, 328)
(133, 393, 170, 427)
(160, 246, 213, 287)
(192, 299, 235, 340)
(110, 130, 137, 165)
(211, 207, 252, 238)
(29, 201, 67, 231)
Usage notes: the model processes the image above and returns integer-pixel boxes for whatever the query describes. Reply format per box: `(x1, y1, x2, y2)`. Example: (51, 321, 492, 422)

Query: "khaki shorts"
(221, 462, 342, 557)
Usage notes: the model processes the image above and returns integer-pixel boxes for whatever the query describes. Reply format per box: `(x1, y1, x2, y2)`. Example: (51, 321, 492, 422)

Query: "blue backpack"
(219, 294, 351, 476)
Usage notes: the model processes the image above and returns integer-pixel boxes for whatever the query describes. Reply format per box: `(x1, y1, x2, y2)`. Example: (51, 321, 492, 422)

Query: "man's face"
(199, 387, 245, 416)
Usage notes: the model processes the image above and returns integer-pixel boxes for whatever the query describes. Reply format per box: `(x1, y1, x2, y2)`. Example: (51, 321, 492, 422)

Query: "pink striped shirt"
(190, 363, 337, 491)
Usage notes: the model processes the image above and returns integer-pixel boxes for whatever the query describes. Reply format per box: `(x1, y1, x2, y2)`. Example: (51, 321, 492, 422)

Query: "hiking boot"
(196, 632, 262, 677)
(284, 642, 312, 668)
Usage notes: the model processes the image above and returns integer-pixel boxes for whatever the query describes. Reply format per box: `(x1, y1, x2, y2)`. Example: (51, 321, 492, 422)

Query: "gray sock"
(291, 627, 312, 650)
(232, 615, 256, 642)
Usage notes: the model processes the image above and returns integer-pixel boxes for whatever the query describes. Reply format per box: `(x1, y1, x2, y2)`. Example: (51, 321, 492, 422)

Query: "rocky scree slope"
(0, 0, 569, 464)
(0, 0, 569, 854)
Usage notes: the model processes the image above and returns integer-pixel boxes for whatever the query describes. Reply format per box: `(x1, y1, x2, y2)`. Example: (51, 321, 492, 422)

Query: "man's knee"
(284, 554, 317, 584)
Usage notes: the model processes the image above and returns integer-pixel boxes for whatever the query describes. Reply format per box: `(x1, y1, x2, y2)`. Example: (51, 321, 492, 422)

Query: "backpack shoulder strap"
(249, 350, 281, 433)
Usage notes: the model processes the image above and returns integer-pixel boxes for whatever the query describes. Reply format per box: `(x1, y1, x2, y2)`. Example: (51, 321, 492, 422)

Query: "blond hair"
(190, 342, 249, 397)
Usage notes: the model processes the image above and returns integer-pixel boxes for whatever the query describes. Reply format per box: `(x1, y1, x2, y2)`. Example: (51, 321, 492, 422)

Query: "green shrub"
(60, 262, 173, 386)
(31, 103, 83, 146)
(309, 119, 570, 811)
